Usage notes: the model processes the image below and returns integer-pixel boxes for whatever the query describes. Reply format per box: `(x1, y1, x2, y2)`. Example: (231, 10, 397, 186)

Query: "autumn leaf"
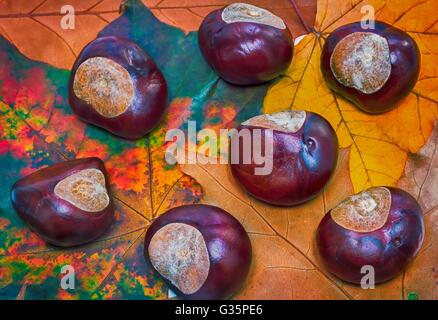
(398, 124, 438, 300)
(264, 0, 438, 193)
(0, 0, 272, 299)
(0, 5, 194, 298)
(0, 0, 121, 70)
(143, 0, 316, 37)
(182, 148, 412, 299)
(0, 95, 165, 298)
(0, 0, 316, 70)
(399, 124, 438, 214)
(179, 0, 438, 299)
(1, 0, 437, 300)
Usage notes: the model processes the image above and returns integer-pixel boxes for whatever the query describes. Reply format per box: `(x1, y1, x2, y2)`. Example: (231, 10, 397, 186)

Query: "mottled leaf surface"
(1, 0, 437, 300)
(0, 0, 268, 299)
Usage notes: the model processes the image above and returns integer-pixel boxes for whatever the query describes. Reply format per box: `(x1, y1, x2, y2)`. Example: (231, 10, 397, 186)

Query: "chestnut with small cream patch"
(148, 223, 210, 295)
(221, 3, 286, 29)
(10, 158, 114, 247)
(242, 110, 306, 133)
(230, 110, 338, 206)
(198, 3, 293, 85)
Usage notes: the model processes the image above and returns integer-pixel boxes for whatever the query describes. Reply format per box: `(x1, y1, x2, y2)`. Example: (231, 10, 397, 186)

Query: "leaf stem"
(289, 0, 313, 34)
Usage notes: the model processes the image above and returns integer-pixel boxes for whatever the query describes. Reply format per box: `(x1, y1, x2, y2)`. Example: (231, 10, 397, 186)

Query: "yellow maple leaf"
(264, 0, 438, 192)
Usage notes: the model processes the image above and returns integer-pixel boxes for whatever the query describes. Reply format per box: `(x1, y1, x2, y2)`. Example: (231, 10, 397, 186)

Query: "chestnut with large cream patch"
(321, 21, 420, 113)
(148, 223, 210, 295)
(69, 36, 168, 139)
(330, 187, 391, 232)
(317, 187, 424, 284)
(330, 32, 391, 94)
(54, 168, 110, 213)
(73, 57, 134, 118)
(144, 204, 252, 299)
(11, 158, 114, 247)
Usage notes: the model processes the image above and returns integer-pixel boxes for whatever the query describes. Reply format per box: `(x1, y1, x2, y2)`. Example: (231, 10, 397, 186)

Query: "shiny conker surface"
(321, 21, 420, 114)
(69, 36, 168, 139)
(198, 3, 293, 85)
(316, 187, 424, 284)
(144, 204, 252, 300)
(10, 157, 114, 247)
(230, 110, 338, 206)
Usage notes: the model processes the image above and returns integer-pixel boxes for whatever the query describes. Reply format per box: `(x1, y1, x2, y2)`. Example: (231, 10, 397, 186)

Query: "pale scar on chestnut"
(221, 3, 286, 30)
(54, 168, 110, 213)
(73, 57, 134, 118)
(330, 32, 391, 94)
(242, 110, 306, 133)
(331, 187, 392, 232)
(148, 223, 210, 295)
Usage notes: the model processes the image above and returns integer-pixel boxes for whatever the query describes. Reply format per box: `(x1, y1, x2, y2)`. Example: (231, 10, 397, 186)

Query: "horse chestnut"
(316, 187, 424, 284)
(230, 110, 338, 206)
(321, 21, 420, 113)
(144, 204, 252, 300)
(69, 36, 168, 139)
(10, 157, 114, 247)
(198, 3, 293, 85)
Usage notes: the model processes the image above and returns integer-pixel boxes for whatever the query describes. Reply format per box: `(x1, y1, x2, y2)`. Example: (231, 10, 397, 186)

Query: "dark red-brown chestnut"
(316, 187, 424, 284)
(198, 3, 293, 85)
(10, 158, 114, 247)
(230, 110, 338, 206)
(144, 204, 252, 300)
(321, 21, 420, 114)
(69, 36, 168, 139)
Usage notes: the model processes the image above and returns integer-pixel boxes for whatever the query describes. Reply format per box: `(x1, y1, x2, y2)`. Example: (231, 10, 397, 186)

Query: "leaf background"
(264, 0, 438, 193)
(0, 0, 271, 299)
(0, 0, 437, 299)
(0, 0, 316, 69)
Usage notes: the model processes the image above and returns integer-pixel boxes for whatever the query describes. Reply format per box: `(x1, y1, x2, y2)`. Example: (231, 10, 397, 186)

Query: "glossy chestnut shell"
(316, 187, 424, 284)
(69, 36, 168, 139)
(198, 3, 293, 85)
(321, 21, 420, 114)
(230, 110, 338, 206)
(144, 204, 252, 300)
(10, 157, 114, 247)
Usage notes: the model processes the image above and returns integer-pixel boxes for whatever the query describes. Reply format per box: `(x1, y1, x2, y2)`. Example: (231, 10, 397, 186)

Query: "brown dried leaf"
(399, 124, 438, 299)
(0, 0, 121, 69)
(142, 0, 317, 38)
(399, 124, 438, 214)
(181, 149, 410, 299)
